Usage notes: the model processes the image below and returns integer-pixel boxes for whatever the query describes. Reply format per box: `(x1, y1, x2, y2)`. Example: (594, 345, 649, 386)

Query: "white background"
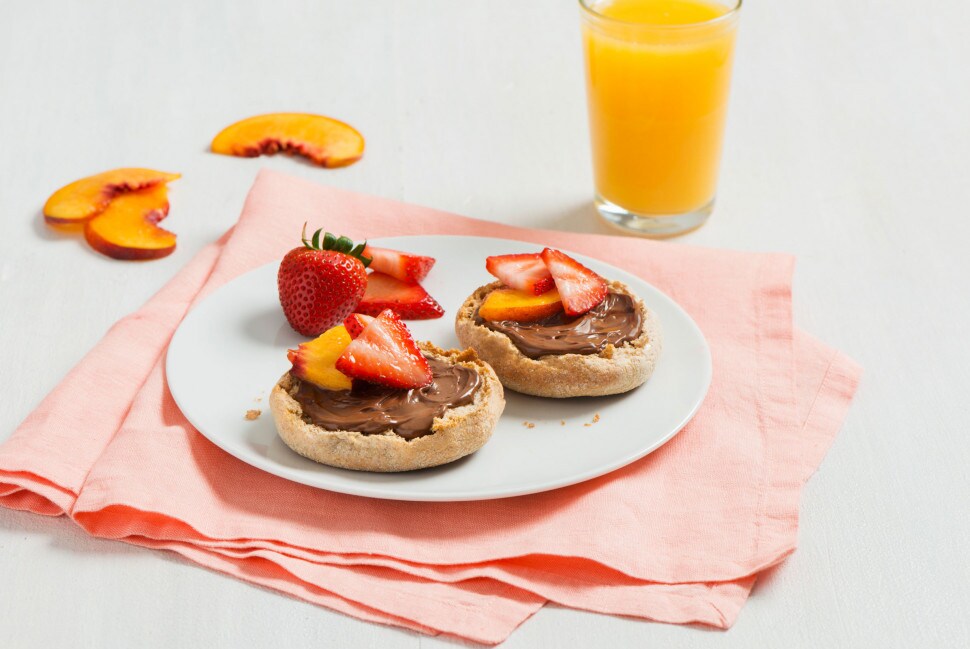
(1, 1, 968, 647)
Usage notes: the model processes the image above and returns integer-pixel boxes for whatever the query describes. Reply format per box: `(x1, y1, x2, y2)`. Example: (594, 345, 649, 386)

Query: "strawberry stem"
(299, 223, 371, 267)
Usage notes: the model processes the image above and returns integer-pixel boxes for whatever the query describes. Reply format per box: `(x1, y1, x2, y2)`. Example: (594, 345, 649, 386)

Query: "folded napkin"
(0, 170, 861, 644)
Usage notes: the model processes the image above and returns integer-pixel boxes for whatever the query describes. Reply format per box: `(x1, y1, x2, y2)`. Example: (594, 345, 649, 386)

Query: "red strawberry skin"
(540, 248, 608, 316)
(485, 253, 554, 295)
(358, 272, 444, 319)
(363, 245, 436, 283)
(343, 313, 375, 339)
(278, 248, 367, 336)
(335, 309, 433, 388)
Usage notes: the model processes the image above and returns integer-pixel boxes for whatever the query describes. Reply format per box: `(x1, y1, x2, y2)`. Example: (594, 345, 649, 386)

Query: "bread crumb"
(522, 421, 536, 429)
(560, 420, 566, 426)
(245, 409, 261, 420)
(584, 422, 592, 427)
(593, 413, 600, 423)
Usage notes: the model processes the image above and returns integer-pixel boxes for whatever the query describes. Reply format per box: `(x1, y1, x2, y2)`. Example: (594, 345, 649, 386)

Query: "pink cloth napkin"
(0, 169, 861, 644)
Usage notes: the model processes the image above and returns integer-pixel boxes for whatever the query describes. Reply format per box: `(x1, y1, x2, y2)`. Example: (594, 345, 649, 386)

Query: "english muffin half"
(270, 343, 504, 472)
(455, 280, 661, 398)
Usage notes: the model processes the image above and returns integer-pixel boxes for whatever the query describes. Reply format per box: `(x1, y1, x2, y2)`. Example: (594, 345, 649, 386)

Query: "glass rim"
(578, 0, 742, 30)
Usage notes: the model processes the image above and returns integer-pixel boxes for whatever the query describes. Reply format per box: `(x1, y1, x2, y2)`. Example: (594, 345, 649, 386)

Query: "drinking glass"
(580, 0, 741, 237)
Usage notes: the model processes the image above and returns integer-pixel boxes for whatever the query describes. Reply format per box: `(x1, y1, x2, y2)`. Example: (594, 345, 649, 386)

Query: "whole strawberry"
(278, 225, 371, 336)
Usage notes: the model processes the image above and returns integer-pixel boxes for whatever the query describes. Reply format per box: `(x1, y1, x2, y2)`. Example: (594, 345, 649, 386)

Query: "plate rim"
(166, 234, 712, 501)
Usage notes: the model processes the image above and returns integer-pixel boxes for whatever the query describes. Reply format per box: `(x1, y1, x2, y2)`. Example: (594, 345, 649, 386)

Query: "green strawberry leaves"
(301, 222, 372, 267)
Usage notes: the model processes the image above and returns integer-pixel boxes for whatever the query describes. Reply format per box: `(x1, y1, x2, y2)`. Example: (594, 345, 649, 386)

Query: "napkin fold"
(0, 170, 861, 644)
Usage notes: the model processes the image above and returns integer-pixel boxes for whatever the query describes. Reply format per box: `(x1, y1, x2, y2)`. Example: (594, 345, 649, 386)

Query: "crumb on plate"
(245, 409, 261, 420)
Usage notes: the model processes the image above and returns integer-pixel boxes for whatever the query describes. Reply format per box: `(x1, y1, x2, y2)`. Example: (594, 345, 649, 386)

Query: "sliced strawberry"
(335, 309, 433, 389)
(343, 313, 375, 339)
(485, 253, 554, 295)
(362, 245, 436, 283)
(358, 272, 444, 319)
(540, 248, 608, 316)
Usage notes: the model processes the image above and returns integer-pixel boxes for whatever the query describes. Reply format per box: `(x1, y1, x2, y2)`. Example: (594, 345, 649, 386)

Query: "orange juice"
(581, 0, 740, 224)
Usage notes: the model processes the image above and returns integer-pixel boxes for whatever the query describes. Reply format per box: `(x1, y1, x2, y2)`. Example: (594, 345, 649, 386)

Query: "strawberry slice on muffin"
(540, 248, 608, 316)
(336, 310, 433, 389)
(485, 253, 555, 295)
(272, 303, 504, 471)
(456, 247, 661, 398)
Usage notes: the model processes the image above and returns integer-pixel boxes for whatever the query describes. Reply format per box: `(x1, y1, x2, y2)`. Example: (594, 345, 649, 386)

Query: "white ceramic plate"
(166, 235, 711, 501)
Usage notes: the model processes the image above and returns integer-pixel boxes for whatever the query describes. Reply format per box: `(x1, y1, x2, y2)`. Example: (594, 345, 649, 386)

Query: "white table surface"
(2, 1, 968, 647)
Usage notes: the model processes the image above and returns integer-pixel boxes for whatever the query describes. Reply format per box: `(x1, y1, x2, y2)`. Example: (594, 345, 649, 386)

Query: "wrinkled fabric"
(0, 170, 861, 645)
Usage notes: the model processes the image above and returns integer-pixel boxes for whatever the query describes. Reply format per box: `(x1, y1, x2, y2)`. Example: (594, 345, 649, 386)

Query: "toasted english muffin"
(270, 343, 504, 472)
(455, 280, 661, 398)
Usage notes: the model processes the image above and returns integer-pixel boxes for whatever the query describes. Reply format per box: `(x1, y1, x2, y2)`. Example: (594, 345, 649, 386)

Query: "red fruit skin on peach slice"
(363, 245, 436, 283)
(285, 325, 353, 391)
(44, 168, 180, 224)
(210, 113, 364, 168)
(485, 253, 554, 295)
(335, 310, 432, 389)
(82, 184, 176, 260)
(358, 272, 444, 320)
(540, 248, 608, 316)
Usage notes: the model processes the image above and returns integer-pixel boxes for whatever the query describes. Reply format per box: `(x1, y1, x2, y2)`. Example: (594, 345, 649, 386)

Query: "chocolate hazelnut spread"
(291, 358, 481, 440)
(477, 291, 642, 359)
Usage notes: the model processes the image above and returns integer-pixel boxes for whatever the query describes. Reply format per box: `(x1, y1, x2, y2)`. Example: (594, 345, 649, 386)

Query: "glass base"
(595, 195, 714, 238)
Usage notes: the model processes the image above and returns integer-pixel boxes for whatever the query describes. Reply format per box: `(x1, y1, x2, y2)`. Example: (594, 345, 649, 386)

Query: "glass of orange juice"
(580, 0, 741, 237)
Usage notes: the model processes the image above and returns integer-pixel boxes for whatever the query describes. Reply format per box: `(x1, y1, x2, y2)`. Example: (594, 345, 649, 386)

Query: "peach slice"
(211, 113, 364, 168)
(479, 287, 564, 322)
(44, 168, 180, 224)
(288, 325, 354, 391)
(84, 184, 176, 260)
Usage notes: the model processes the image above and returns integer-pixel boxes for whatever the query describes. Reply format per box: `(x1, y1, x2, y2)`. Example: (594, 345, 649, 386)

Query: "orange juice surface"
(582, 0, 738, 215)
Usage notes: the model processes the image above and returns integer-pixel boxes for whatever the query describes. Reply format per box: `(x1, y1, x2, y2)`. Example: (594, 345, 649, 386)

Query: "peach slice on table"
(288, 325, 354, 391)
(84, 184, 177, 260)
(479, 287, 564, 323)
(211, 113, 364, 168)
(44, 168, 180, 225)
